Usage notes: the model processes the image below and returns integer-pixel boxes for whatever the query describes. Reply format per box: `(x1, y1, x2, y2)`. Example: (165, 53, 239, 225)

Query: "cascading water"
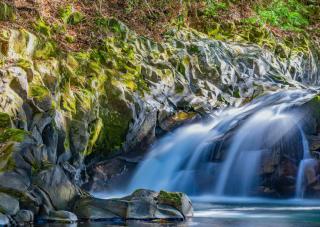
(127, 89, 317, 199)
(295, 130, 313, 198)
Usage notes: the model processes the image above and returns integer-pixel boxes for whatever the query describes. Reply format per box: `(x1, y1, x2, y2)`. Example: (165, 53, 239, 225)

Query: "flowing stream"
(127, 89, 317, 199)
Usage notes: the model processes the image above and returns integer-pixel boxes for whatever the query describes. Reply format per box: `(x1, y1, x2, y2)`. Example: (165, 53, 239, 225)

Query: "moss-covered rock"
(0, 3, 15, 21)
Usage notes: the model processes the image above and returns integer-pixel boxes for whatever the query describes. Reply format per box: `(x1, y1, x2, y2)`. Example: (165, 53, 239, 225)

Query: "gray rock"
(0, 213, 9, 226)
(32, 166, 78, 210)
(14, 209, 34, 223)
(42, 210, 77, 223)
(0, 192, 19, 215)
(73, 196, 130, 220)
(74, 189, 192, 220)
(0, 171, 30, 192)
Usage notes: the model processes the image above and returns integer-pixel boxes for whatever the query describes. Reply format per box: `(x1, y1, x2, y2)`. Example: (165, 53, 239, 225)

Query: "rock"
(41, 210, 77, 223)
(32, 166, 79, 210)
(157, 190, 193, 218)
(0, 213, 9, 226)
(308, 134, 320, 151)
(14, 209, 34, 223)
(73, 189, 192, 220)
(0, 192, 19, 215)
(73, 197, 122, 219)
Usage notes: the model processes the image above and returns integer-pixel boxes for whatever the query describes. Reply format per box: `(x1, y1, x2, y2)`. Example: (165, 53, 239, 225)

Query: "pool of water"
(36, 198, 320, 227)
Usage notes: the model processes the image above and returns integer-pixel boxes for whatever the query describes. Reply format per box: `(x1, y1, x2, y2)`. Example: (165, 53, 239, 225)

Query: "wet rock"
(41, 210, 78, 223)
(0, 192, 19, 215)
(157, 190, 193, 218)
(73, 189, 192, 220)
(308, 134, 320, 151)
(0, 213, 9, 226)
(14, 209, 34, 223)
(85, 158, 129, 192)
(73, 197, 123, 219)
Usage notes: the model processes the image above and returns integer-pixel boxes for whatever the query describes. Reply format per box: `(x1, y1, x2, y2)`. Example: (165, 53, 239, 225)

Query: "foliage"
(33, 19, 51, 37)
(253, 0, 309, 31)
(59, 5, 85, 25)
(0, 129, 28, 143)
(203, 0, 228, 17)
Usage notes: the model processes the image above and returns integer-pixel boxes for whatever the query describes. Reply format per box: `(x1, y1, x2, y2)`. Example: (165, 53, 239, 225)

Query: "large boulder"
(73, 189, 193, 220)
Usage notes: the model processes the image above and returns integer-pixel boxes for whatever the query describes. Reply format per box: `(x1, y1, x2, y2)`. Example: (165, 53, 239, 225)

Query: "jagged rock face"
(0, 17, 319, 223)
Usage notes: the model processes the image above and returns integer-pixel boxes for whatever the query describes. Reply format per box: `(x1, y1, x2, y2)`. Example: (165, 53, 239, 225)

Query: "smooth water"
(40, 201, 320, 226)
(127, 89, 316, 198)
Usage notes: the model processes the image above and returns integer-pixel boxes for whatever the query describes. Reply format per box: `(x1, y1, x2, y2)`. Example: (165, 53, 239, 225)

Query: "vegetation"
(0, 0, 318, 52)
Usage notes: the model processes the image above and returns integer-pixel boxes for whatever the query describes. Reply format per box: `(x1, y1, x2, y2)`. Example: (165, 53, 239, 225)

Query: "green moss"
(85, 117, 103, 156)
(59, 5, 85, 25)
(158, 190, 183, 208)
(29, 84, 50, 100)
(0, 142, 16, 172)
(0, 2, 15, 21)
(33, 19, 52, 37)
(0, 129, 28, 143)
(34, 41, 56, 59)
(0, 112, 11, 129)
(68, 11, 85, 25)
(65, 34, 76, 43)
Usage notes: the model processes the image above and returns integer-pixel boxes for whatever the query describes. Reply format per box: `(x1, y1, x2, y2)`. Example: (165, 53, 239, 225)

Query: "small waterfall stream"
(127, 90, 317, 199)
(295, 130, 312, 198)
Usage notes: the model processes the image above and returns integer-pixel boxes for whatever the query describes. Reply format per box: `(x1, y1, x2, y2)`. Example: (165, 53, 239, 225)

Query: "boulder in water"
(73, 189, 192, 220)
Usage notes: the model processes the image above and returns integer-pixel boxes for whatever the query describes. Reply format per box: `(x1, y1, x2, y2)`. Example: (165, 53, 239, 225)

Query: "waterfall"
(214, 110, 298, 196)
(295, 128, 312, 198)
(127, 90, 316, 198)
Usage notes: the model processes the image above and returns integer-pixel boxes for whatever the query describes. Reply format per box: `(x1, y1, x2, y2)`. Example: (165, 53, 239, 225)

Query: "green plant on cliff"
(59, 5, 85, 25)
(203, 0, 228, 17)
(254, 0, 309, 31)
(0, 128, 28, 143)
(34, 19, 52, 37)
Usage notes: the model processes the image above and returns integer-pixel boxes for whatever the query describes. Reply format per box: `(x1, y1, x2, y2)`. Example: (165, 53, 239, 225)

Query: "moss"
(59, 5, 85, 25)
(68, 11, 85, 25)
(60, 88, 76, 114)
(85, 117, 103, 156)
(33, 19, 51, 37)
(65, 34, 76, 43)
(0, 3, 15, 21)
(158, 190, 183, 208)
(0, 128, 28, 143)
(0, 112, 11, 129)
(31, 160, 53, 176)
(0, 142, 16, 172)
(29, 84, 50, 101)
(173, 112, 196, 122)
(17, 59, 32, 70)
(34, 41, 56, 59)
